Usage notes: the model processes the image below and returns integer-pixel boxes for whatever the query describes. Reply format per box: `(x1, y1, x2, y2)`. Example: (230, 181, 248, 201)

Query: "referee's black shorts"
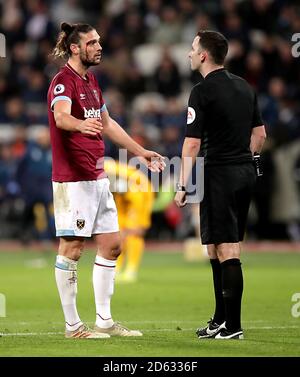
(200, 162, 256, 245)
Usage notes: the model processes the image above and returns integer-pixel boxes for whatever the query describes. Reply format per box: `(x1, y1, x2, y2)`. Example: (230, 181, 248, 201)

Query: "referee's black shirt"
(185, 68, 263, 166)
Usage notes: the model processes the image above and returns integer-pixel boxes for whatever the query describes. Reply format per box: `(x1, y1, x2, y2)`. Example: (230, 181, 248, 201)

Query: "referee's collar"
(205, 67, 226, 79)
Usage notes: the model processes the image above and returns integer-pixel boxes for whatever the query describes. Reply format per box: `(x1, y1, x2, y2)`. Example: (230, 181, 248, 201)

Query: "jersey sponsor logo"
(83, 107, 101, 118)
(80, 93, 86, 100)
(54, 84, 65, 95)
(187, 107, 196, 125)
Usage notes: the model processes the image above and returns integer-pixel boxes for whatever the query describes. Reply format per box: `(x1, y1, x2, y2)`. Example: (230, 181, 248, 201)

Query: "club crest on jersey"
(54, 84, 65, 95)
(76, 219, 85, 230)
(93, 89, 99, 102)
(83, 107, 101, 118)
(187, 106, 196, 125)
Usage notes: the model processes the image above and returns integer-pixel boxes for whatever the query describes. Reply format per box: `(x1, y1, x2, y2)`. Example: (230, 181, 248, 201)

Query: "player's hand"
(174, 191, 187, 207)
(77, 118, 103, 136)
(139, 150, 166, 172)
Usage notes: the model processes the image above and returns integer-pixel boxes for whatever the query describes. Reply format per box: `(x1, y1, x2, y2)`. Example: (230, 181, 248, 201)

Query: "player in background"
(104, 159, 154, 283)
(48, 22, 164, 339)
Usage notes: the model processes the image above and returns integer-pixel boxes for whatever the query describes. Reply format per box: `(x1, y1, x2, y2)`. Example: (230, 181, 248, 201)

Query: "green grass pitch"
(0, 247, 299, 356)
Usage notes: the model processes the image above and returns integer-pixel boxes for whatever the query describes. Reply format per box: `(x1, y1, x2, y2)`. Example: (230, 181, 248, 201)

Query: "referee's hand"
(174, 191, 187, 207)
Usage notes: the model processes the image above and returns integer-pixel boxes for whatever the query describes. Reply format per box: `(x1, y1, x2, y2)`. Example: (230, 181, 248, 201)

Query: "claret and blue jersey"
(47, 63, 107, 182)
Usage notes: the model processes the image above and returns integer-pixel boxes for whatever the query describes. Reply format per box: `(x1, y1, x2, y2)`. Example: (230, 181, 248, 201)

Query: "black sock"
(221, 258, 243, 331)
(210, 258, 225, 324)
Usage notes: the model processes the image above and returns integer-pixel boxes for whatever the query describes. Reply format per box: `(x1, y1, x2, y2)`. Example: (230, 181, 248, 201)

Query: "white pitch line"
(4, 320, 278, 326)
(0, 332, 64, 337)
(0, 326, 298, 337)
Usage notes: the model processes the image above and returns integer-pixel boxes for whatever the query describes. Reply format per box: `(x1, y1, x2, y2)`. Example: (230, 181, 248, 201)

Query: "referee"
(175, 30, 266, 340)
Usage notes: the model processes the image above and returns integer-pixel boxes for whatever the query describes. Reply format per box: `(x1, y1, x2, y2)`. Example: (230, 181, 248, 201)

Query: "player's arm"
(178, 137, 201, 187)
(250, 125, 266, 154)
(174, 137, 201, 208)
(54, 100, 102, 136)
(101, 110, 165, 172)
(175, 85, 203, 207)
(250, 92, 267, 154)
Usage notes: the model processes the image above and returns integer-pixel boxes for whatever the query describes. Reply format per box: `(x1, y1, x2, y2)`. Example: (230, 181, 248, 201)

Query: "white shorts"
(52, 178, 119, 237)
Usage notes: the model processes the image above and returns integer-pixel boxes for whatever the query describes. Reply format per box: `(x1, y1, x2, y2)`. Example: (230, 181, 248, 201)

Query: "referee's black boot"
(214, 328, 244, 340)
(196, 318, 225, 339)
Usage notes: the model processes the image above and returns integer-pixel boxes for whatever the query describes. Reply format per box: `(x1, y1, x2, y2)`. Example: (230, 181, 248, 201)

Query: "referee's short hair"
(197, 30, 228, 65)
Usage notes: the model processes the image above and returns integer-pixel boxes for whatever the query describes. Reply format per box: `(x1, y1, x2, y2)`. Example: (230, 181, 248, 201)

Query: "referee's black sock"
(210, 258, 225, 325)
(221, 258, 243, 331)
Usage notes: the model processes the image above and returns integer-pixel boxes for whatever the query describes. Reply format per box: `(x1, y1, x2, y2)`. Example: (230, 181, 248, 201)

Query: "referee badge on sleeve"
(187, 107, 196, 124)
(76, 219, 85, 230)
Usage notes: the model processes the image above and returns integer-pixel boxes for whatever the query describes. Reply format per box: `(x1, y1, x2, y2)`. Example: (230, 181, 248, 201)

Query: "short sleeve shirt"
(47, 63, 107, 182)
(185, 68, 264, 165)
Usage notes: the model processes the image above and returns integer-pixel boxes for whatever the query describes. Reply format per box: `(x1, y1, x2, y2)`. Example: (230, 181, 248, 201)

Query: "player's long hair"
(52, 22, 95, 59)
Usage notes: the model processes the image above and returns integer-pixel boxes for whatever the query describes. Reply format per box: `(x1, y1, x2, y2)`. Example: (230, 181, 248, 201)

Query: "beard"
(80, 52, 100, 68)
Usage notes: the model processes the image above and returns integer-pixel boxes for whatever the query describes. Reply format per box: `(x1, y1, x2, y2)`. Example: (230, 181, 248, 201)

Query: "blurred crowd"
(1, 0, 300, 242)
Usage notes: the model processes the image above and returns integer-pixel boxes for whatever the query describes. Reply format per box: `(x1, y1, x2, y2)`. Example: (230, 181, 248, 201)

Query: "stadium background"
(0, 0, 300, 243)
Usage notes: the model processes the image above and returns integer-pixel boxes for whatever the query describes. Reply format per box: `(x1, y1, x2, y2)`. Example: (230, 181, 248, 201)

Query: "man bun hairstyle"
(61, 22, 75, 35)
(197, 30, 228, 65)
(52, 22, 95, 59)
